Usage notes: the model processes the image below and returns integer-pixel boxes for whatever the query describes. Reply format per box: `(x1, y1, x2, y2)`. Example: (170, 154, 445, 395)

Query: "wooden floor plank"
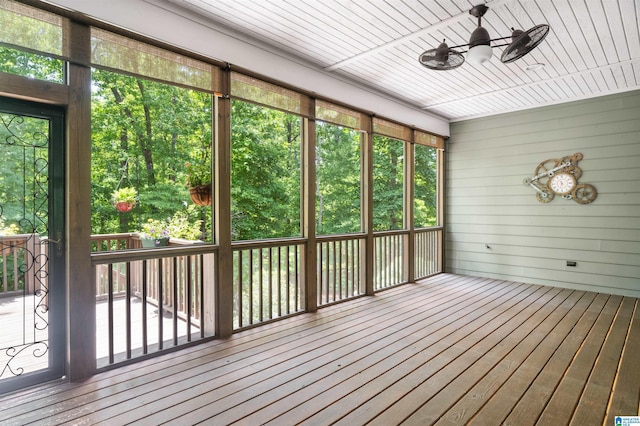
(500, 293, 609, 426)
(33, 276, 497, 425)
(318, 286, 566, 426)
(535, 295, 623, 425)
(605, 300, 640, 423)
(469, 294, 625, 426)
(244, 283, 548, 426)
(570, 297, 636, 426)
(400, 290, 599, 426)
(0, 275, 452, 422)
(130, 278, 520, 425)
(0, 274, 637, 426)
(432, 292, 609, 426)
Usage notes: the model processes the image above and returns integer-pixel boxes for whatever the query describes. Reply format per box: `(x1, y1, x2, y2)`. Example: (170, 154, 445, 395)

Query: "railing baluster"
(294, 245, 299, 311)
(277, 247, 282, 318)
(173, 257, 178, 346)
(142, 259, 148, 354)
(199, 254, 205, 338)
(237, 251, 243, 328)
(158, 259, 163, 350)
(286, 245, 290, 315)
(268, 247, 273, 320)
(344, 240, 349, 298)
(248, 249, 253, 325)
(126, 262, 131, 360)
(108, 263, 114, 365)
(318, 242, 324, 305)
(324, 242, 330, 303)
(186, 255, 192, 342)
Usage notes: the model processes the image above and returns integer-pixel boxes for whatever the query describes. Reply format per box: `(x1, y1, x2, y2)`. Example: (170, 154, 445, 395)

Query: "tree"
(373, 135, 404, 231)
(90, 69, 213, 239)
(414, 144, 437, 227)
(315, 121, 361, 235)
(230, 100, 301, 241)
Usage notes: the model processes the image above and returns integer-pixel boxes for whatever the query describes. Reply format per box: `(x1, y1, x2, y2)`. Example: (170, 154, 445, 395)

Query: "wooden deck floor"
(0, 273, 638, 425)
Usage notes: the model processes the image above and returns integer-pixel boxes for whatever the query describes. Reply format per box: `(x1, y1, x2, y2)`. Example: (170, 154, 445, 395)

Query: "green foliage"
(0, 110, 50, 235)
(230, 100, 301, 241)
(414, 144, 437, 227)
(0, 47, 64, 82)
(167, 207, 203, 240)
(90, 69, 213, 240)
(140, 208, 203, 240)
(373, 135, 404, 231)
(0, 216, 19, 236)
(140, 218, 170, 239)
(88, 68, 437, 245)
(316, 122, 361, 235)
(111, 186, 137, 203)
(185, 161, 211, 187)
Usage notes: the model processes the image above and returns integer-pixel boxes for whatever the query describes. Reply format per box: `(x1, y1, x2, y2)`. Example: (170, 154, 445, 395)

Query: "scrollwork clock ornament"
(524, 152, 597, 204)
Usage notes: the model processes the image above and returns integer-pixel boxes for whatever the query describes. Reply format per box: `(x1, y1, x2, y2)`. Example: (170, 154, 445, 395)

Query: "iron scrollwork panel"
(0, 112, 51, 379)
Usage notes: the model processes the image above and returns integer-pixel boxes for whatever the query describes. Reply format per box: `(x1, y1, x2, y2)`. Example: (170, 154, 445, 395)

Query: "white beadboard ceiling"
(158, 0, 640, 122)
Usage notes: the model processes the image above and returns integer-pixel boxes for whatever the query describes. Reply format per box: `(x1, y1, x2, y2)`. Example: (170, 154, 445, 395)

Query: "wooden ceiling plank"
(619, 0, 640, 57)
(571, 0, 610, 67)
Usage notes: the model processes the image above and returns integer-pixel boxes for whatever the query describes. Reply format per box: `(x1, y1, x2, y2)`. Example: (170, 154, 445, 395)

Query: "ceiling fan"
(418, 4, 550, 71)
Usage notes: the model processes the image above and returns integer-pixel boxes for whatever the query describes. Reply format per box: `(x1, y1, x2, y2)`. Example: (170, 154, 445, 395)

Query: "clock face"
(549, 172, 576, 194)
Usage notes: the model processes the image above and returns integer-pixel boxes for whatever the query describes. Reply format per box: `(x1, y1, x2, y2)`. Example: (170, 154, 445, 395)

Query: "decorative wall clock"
(523, 152, 597, 204)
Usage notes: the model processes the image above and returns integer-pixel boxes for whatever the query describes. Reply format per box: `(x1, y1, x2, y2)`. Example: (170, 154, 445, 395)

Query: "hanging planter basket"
(114, 201, 135, 213)
(111, 186, 138, 213)
(189, 184, 212, 206)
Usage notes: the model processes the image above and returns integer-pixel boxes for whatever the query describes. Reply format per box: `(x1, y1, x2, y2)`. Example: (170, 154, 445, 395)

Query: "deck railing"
(0, 234, 46, 297)
(373, 230, 408, 290)
(87, 226, 441, 364)
(232, 239, 305, 330)
(415, 227, 443, 279)
(316, 234, 365, 306)
(91, 234, 216, 367)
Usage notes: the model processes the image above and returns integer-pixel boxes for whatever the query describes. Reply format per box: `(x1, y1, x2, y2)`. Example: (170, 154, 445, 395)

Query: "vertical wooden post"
(406, 137, 415, 283)
(214, 68, 233, 338)
(437, 145, 446, 272)
(66, 21, 95, 381)
(362, 115, 374, 295)
(303, 100, 317, 312)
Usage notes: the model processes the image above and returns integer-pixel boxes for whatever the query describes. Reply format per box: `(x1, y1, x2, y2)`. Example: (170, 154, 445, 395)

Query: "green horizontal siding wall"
(447, 90, 640, 297)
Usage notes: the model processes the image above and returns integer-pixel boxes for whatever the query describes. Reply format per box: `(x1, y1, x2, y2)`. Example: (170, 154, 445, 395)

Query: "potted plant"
(112, 187, 138, 213)
(139, 218, 170, 247)
(185, 161, 212, 206)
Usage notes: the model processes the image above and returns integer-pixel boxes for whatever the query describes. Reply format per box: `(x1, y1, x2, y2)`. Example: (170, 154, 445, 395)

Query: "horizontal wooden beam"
(0, 73, 68, 105)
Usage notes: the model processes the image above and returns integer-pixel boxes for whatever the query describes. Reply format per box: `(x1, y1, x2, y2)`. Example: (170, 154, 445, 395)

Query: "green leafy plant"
(167, 207, 203, 240)
(140, 218, 170, 239)
(111, 186, 138, 204)
(185, 161, 211, 187)
(140, 209, 203, 241)
(0, 216, 20, 236)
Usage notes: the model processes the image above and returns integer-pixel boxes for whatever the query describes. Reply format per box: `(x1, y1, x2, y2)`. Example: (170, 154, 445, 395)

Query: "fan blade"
(419, 42, 465, 70)
(500, 24, 550, 63)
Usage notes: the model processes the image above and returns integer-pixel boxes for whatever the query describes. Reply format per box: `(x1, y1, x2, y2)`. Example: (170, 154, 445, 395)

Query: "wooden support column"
(66, 21, 95, 381)
(303, 102, 317, 312)
(438, 145, 446, 272)
(405, 138, 415, 283)
(362, 115, 374, 295)
(214, 68, 233, 338)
